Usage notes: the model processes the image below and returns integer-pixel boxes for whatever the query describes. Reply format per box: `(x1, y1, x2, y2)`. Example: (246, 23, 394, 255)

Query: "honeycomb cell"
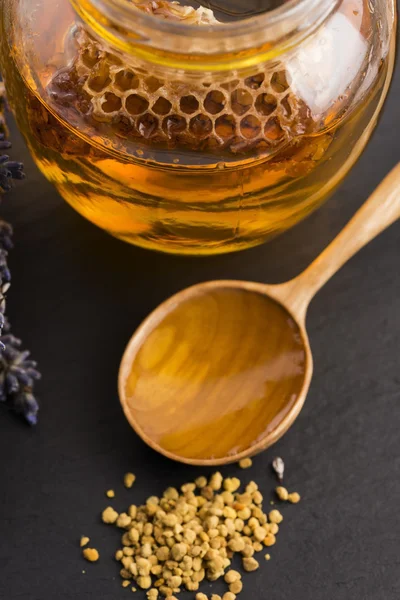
(81, 47, 101, 69)
(126, 94, 149, 115)
(264, 117, 285, 141)
(152, 97, 172, 115)
(280, 95, 292, 117)
(270, 71, 289, 93)
(163, 115, 187, 138)
(112, 114, 134, 138)
(105, 52, 123, 67)
(204, 90, 226, 115)
(114, 70, 139, 92)
(215, 114, 236, 140)
(76, 90, 93, 115)
(144, 76, 163, 93)
(189, 114, 213, 138)
(244, 73, 265, 90)
(180, 95, 199, 115)
(255, 93, 277, 116)
(240, 115, 261, 139)
(50, 68, 79, 94)
(255, 140, 270, 153)
(230, 137, 252, 154)
(87, 63, 111, 92)
(137, 114, 159, 139)
(207, 137, 222, 150)
(221, 80, 240, 92)
(231, 89, 253, 116)
(101, 92, 122, 113)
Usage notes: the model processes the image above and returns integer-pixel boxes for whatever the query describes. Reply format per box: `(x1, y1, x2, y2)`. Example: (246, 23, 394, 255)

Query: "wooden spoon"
(119, 164, 400, 466)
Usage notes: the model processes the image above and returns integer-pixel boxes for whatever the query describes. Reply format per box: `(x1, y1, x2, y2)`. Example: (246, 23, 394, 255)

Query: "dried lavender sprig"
(0, 134, 25, 193)
(0, 320, 41, 424)
(0, 139, 14, 345)
(0, 127, 16, 344)
(0, 86, 40, 424)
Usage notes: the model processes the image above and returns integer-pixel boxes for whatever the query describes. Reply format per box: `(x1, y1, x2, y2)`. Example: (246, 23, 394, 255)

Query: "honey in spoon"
(120, 286, 307, 461)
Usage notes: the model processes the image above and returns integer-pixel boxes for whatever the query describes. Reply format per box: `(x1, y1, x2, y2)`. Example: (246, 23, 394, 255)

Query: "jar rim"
(91, 0, 321, 34)
(72, 0, 338, 67)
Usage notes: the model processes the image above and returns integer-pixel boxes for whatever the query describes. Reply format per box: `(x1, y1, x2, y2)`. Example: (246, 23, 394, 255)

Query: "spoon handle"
(274, 163, 400, 321)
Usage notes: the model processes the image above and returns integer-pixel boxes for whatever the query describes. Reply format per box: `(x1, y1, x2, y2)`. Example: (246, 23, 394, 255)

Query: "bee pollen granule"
(80, 536, 90, 547)
(125, 473, 137, 488)
(83, 548, 99, 562)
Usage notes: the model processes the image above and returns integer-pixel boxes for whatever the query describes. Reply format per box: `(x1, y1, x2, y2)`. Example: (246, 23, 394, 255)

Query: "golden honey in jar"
(0, 0, 396, 254)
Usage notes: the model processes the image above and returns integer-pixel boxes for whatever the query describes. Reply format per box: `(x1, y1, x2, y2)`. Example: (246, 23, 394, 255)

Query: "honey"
(0, 0, 396, 254)
(120, 287, 307, 461)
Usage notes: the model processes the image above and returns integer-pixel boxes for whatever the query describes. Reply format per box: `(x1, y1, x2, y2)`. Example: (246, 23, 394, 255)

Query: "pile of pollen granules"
(81, 461, 300, 600)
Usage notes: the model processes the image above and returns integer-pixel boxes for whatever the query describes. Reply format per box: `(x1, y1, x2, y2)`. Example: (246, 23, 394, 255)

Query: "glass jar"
(0, 0, 396, 254)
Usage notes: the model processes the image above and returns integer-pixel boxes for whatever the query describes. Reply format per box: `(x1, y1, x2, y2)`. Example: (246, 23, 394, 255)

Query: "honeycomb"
(131, 0, 219, 24)
(47, 2, 314, 156)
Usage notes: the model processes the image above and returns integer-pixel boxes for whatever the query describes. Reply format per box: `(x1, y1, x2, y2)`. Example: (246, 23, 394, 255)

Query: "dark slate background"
(0, 18, 399, 600)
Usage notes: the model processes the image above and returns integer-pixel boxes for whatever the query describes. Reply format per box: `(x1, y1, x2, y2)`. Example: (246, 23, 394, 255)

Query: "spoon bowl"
(119, 279, 313, 465)
(119, 164, 400, 465)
